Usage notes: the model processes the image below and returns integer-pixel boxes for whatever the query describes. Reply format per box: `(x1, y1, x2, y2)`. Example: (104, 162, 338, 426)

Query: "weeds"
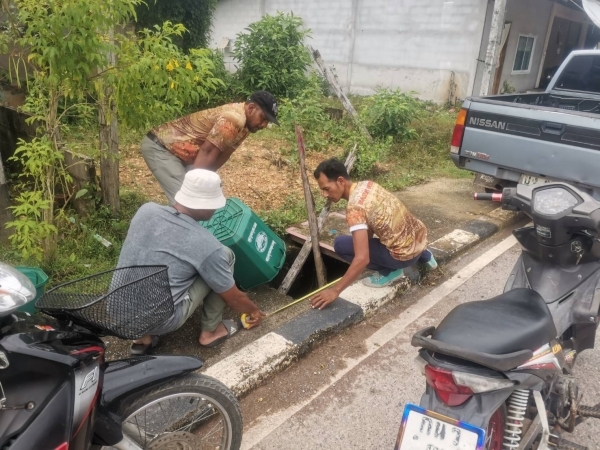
(360, 88, 420, 142)
(4, 191, 147, 287)
(259, 193, 327, 238)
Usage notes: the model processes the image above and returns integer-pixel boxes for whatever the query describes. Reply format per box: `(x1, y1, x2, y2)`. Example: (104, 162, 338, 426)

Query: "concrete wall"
(210, 0, 489, 103)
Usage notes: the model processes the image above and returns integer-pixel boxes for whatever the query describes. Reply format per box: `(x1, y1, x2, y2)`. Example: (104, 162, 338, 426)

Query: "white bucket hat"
(174, 169, 226, 210)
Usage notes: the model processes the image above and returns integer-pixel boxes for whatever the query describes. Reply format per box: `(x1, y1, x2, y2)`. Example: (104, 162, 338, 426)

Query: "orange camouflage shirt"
(151, 103, 250, 165)
(346, 181, 428, 261)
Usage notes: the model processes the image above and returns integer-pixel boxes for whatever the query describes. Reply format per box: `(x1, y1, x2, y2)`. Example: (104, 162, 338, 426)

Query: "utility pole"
(480, 0, 507, 96)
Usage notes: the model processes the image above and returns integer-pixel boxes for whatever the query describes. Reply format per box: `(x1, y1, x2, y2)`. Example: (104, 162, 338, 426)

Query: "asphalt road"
(239, 228, 600, 450)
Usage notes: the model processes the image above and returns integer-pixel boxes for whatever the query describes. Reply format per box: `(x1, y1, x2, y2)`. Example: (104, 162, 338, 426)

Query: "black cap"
(249, 91, 279, 125)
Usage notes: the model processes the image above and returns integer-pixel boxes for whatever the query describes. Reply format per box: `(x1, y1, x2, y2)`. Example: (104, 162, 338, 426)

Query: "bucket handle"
(275, 246, 286, 270)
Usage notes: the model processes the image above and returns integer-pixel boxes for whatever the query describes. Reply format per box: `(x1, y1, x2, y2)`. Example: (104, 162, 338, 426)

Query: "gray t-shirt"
(117, 203, 235, 304)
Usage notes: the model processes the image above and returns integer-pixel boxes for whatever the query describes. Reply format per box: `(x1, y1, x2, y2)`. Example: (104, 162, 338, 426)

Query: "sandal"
(200, 319, 241, 348)
(130, 335, 159, 356)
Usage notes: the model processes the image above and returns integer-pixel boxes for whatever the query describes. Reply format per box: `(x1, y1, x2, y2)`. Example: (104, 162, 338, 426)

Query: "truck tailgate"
(459, 100, 600, 190)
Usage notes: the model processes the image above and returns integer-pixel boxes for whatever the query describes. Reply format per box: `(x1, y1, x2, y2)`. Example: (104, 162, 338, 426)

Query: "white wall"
(210, 0, 489, 103)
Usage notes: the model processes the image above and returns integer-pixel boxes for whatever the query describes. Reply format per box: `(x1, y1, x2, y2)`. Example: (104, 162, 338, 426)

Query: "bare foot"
(133, 334, 152, 346)
(199, 322, 228, 346)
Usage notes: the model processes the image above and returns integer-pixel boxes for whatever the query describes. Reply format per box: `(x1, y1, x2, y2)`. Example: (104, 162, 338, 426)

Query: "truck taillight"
(450, 108, 468, 154)
(425, 365, 473, 406)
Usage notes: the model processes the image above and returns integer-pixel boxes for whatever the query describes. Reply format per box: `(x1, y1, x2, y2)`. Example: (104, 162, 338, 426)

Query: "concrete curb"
(202, 207, 521, 396)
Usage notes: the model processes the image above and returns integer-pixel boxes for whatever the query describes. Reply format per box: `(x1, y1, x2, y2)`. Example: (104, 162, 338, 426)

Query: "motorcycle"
(0, 264, 243, 450)
(395, 182, 600, 450)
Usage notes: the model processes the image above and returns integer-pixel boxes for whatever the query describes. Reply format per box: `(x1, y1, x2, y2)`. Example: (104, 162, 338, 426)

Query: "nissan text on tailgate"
(450, 50, 600, 199)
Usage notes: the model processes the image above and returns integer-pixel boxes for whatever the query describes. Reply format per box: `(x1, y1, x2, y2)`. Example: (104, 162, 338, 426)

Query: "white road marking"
(241, 234, 518, 449)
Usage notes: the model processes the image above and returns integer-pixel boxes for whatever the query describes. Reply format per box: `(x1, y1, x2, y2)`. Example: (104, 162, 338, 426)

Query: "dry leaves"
(120, 135, 343, 211)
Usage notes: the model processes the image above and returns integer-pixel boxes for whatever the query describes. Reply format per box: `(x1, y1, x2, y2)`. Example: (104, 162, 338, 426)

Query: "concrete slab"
(275, 298, 363, 345)
(203, 332, 294, 395)
(430, 229, 480, 256)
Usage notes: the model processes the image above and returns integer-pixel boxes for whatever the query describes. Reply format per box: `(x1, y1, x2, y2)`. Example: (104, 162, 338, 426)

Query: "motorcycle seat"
(432, 288, 557, 355)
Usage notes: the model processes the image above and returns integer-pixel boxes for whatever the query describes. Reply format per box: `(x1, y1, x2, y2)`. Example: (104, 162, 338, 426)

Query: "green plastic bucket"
(15, 266, 49, 314)
(199, 198, 286, 290)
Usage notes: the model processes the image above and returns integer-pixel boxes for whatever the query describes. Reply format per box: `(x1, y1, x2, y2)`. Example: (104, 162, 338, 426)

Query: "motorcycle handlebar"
(473, 193, 503, 202)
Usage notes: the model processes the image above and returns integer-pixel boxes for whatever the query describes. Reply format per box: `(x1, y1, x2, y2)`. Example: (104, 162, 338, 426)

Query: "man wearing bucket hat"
(141, 91, 279, 204)
(118, 169, 266, 355)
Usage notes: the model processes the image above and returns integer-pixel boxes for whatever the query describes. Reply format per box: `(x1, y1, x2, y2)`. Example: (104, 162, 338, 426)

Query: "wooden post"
(295, 124, 327, 288)
(0, 155, 13, 240)
(99, 28, 120, 213)
(278, 144, 357, 295)
(479, 0, 507, 96)
(309, 46, 373, 142)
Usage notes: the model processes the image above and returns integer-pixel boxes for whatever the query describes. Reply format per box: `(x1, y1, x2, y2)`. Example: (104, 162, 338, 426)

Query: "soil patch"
(119, 135, 344, 211)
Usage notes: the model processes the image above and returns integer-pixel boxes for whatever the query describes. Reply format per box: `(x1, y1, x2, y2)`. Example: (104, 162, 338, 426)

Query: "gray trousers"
(140, 136, 191, 205)
(149, 248, 235, 336)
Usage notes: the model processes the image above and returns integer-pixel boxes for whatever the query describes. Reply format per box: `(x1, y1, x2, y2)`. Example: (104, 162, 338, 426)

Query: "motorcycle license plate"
(394, 404, 485, 450)
(519, 174, 553, 186)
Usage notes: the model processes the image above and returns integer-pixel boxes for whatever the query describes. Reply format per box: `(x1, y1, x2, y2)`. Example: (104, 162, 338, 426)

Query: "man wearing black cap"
(141, 90, 279, 204)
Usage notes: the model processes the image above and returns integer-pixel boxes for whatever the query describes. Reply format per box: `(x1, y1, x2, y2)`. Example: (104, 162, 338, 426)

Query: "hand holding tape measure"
(241, 278, 342, 329)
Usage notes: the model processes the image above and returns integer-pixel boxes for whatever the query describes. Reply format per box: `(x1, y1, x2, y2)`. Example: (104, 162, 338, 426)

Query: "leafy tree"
(135, 0, 217, 51)
(2, 0, 222, 261)
(232, 13, 312, 100)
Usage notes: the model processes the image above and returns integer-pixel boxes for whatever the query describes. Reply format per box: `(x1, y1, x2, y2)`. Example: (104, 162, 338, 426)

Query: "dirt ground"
(119, 133, 344, 210)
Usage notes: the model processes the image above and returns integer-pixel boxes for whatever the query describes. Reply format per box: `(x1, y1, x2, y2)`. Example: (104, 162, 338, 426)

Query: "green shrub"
(232, 12, 312, 100)
(276, 74, 330, 151)
(135, 0, 217, 51)
(196, 50, 243, 108)
(360, 89, 420, 142)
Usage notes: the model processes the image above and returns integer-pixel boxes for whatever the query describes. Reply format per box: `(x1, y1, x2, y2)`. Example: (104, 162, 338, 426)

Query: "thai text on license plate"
(394, 404, 485, 450)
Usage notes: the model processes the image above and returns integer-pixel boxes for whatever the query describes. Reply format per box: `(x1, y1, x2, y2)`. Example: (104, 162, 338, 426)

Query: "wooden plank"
(309, 46, 373, 142)
(295, 123, 327, 287)
(278, 144, 357, 294)
(286, 227, 342, 261)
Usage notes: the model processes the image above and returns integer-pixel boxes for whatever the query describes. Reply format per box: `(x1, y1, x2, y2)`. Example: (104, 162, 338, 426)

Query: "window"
(512, 35, 536, 74)
(553, 55, 600, 94)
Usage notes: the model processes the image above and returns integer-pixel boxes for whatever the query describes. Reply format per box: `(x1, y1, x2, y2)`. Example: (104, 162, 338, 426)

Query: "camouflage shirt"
(151, 103, 249, 165)
(346, 181, 428, 261)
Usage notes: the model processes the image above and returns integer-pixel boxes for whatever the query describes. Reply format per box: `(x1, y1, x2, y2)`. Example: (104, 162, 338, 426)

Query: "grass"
(373, 107, 471, 191)
(259, 192, 328, 238)
(3, 191, 148, 288)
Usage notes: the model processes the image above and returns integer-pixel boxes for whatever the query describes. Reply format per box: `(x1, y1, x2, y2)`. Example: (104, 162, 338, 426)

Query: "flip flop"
(200, 319, 241, 349)
(130, 335, 159, 356)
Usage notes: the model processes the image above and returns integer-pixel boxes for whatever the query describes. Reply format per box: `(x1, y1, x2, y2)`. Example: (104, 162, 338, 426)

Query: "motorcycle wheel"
(119, 373, 242, 450)
(486, 405, 506, 450)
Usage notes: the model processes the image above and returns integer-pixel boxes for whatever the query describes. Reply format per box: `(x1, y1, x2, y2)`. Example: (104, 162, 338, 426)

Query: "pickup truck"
(451, 50, 600, 199)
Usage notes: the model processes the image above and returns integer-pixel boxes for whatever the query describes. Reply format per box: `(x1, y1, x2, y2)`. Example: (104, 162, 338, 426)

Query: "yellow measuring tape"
(241, 277, 342, 329)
